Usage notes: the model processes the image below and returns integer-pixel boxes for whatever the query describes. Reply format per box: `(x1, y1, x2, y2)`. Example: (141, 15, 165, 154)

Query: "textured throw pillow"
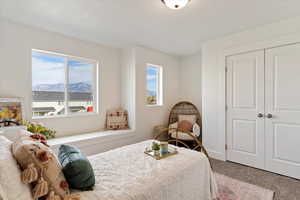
(58, 144, 95, 191)
(12, 135, 70, 199)
(178, 120, 193, 132)
(106, 108, 129, 130)
(0, 136, 32, 200)
(178, 115, 196, 125)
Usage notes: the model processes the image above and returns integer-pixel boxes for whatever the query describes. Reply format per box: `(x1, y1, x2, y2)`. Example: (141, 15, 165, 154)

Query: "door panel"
(232, 59, 257, 108)
(226, 50, 265, 169)
(266, 43, 300, 179)
(232, 119, 256, 154)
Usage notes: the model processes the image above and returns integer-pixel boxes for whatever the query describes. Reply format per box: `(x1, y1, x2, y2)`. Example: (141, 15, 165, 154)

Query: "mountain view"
(147, 90, 156, 97)
(33, 82, 92, 93)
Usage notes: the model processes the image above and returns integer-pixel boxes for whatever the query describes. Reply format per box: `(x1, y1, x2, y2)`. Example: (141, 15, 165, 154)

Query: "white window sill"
(146, 104, 163, 107)
(32, 112, 99, 120)
(48, 129, 135, 147)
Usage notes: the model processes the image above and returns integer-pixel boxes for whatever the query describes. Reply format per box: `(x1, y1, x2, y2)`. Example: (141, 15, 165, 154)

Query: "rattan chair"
(154, 101, 209, 158)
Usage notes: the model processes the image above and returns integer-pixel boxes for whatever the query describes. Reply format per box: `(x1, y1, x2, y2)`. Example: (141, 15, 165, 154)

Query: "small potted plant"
(152, 142, 160, 156)
(23, 121, 56, 139)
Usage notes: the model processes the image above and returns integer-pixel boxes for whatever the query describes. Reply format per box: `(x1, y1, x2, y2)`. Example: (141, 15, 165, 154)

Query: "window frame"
(146, 63, 163, 106)
(31, 49, 99, 119)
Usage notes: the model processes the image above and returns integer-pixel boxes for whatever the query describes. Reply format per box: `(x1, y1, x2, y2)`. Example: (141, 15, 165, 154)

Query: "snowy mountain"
(33, 82, 92, 93)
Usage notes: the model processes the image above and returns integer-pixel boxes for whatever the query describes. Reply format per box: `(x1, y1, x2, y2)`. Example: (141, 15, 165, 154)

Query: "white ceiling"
(1, 0, 300, 55)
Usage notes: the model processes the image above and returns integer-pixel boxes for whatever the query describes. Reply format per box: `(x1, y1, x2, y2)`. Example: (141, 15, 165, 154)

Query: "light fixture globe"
(161, 0, 190, 10)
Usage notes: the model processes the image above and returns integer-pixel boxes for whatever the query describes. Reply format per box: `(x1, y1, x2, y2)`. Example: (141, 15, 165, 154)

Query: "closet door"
(265, 43, 300, 179)
(226, 50, 265, 169)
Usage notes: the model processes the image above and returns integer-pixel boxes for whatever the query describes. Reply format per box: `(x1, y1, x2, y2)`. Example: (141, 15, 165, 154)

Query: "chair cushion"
(58, 144, 95, 191)
(178, 115, 196, 125)
(171, 132, 194, 141)
(0, 136, 32, 200)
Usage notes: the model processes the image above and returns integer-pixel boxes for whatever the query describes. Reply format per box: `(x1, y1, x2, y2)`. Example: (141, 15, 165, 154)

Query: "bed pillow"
(178, 115, 196, 125)
(58, 144, 95, 191)
(0, 128, 31, 142)
(12, 135, 69, 199)
(0, 136, 32, 200)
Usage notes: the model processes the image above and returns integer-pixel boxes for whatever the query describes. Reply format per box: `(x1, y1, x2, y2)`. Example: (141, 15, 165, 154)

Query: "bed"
(80, 140, 218, 200)
(0, 128, 218, 200)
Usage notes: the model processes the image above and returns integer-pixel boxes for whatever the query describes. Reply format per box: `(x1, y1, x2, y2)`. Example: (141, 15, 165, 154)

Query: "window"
(146, 64, 163, 106)
(32, 50, 98, 118)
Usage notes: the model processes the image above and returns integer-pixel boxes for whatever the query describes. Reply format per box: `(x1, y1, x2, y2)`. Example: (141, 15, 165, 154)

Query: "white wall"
(0, 19, 182, 154)
(202, 15, 300, 160)
(121, 48, 136, 130)
(0, 19, 121, 137)
(134, 46, 181, 141)
(179, 53, 202, 112)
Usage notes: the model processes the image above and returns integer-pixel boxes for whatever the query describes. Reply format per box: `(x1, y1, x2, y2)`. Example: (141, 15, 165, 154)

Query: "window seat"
(48, 129, 135, 155)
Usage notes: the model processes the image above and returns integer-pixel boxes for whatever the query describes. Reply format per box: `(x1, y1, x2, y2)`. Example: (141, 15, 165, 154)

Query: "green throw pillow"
(58, 144, 95, 191)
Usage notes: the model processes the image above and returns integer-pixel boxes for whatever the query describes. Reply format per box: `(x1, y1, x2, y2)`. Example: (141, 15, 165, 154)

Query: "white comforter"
(80, 140, 218, 200)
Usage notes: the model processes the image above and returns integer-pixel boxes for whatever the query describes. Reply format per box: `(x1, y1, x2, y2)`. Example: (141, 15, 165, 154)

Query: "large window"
(146, 64, 163, 106)
(32, 50, 98, 118)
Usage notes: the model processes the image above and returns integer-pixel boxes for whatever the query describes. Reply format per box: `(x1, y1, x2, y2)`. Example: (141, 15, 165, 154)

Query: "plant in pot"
(152, 142, 160, 156)
(23, 121, 56, 139)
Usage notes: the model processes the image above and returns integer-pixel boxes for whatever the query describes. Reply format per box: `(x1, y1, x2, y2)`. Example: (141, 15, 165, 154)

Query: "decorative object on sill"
(58, 144, 95, 191)
(0, 98, 25, 128)
(105, 108, 129, 130)
(23, 120, 56, 139)
(12, 134, 71, 199)
(161, 0, 191, 10)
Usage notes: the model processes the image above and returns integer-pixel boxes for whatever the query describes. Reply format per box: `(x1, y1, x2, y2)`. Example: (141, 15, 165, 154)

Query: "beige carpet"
(215, 173, 274, 200)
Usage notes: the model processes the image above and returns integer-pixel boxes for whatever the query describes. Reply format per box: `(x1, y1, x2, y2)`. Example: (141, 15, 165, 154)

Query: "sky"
(147, 66, 158, 93)
(32, 52, 93, 86)
(32, 51, 157, 93)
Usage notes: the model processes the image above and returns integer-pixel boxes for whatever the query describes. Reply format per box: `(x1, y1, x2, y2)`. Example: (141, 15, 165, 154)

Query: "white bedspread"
(80, 140, 218, 200)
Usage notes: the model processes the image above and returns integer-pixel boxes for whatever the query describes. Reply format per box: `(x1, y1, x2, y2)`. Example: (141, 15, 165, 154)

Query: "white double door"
(226, 43, 300, 179)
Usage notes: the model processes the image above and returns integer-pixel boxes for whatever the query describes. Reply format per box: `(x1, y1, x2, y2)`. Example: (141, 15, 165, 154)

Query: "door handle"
(257, 113, 264, 118)
(267, 113, 273, 118)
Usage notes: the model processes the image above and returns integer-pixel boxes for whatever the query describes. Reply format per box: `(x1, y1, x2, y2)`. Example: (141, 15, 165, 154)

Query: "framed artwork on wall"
(0, 98, 25, 127)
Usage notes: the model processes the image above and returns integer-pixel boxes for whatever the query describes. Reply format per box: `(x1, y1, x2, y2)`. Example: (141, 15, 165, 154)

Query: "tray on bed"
(144, 147, 178, 160)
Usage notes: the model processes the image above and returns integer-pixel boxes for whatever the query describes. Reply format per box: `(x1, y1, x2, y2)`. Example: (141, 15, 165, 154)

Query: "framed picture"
(0, 98, 25, 127)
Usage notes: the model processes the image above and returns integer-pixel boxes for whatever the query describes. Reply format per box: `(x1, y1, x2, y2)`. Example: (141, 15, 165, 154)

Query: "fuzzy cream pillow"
(0, 136, 32, 200)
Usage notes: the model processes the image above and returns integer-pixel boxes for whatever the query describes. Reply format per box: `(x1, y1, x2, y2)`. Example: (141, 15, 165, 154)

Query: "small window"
(32, 50, 98, 118)
(146, 64, 163, 106)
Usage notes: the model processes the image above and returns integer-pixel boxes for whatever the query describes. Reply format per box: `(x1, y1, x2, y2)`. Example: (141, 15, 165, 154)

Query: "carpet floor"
(211, 159, 300, 200)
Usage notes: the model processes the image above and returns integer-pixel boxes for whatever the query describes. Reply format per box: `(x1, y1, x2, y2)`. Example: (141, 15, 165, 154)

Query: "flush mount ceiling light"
(161, 0, 190, 10)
